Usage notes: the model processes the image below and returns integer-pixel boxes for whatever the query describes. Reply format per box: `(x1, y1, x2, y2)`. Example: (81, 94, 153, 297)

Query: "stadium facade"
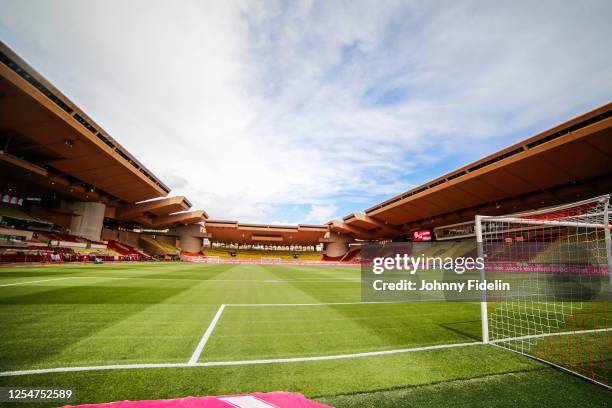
(0, 40, 611, 263)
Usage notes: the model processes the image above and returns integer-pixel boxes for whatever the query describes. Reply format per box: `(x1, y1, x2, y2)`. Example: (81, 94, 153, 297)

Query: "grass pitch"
(0, 262, 608, 407)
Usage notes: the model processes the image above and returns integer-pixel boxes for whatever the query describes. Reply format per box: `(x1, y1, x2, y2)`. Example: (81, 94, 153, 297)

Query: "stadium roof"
(326, 213, 403, 240)
(0, 41, 211, 229)
(150, 210, 208, 229)
(205, 220, 328, 245)
(115, 196, 191, 219)
(333, 102, 612, 239)
(0, 41, 169, 204)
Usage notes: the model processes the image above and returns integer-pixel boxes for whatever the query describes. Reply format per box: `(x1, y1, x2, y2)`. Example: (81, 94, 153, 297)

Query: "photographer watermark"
(372, 253, 485, 274)
(361, 241, 611, 302)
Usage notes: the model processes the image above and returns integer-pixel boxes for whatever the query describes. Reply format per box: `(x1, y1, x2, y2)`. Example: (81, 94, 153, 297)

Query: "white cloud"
(0, 0, 610, 223)
(305, 204, 339, 224)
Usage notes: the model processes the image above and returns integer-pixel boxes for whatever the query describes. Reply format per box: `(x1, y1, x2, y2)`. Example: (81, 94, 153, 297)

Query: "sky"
(1, 0, 611, 224)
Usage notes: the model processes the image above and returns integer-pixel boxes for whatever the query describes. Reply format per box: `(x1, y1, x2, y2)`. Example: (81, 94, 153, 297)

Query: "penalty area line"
(188, 304, 226, 365)
(198, 341, 482, 366)
(0, 341, 483, 377)
(227, 300, 410, 307)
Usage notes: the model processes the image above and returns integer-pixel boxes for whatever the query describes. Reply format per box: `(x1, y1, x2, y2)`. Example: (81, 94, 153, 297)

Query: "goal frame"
(260, 257, 282, 264)
(475, 194, 612, 388)
(200, 255, 221, 264)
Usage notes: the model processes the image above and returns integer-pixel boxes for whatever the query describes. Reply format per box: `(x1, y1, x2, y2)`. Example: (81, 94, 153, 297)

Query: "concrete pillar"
(179, 234, 202, 253)
(66, 201, 106, 241)
(323, 232, 354, 258)
(170, 224, 208, 254)
(101, 227, 119, 242)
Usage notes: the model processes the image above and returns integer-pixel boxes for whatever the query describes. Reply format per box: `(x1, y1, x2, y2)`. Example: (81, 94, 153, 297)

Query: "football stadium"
(1, 4, 611, 408)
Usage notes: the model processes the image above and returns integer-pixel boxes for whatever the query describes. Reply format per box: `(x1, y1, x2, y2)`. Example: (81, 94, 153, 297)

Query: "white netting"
(477, 195, 611, 388)
(260, 257, 282, 264)
(200, 256, 220, 263)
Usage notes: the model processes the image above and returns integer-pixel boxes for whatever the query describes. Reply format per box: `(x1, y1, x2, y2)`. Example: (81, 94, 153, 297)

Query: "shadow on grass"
(266, 265, 483, 348)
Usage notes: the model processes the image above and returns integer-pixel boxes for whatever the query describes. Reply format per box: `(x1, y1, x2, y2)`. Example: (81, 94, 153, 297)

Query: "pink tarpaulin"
(65, 392, 332, 408)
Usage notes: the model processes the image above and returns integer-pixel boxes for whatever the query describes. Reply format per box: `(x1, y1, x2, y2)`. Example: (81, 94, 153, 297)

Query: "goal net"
(475, 195, 611, 388)
(260, 257, 282, 264)
(200, 255, 220, 264)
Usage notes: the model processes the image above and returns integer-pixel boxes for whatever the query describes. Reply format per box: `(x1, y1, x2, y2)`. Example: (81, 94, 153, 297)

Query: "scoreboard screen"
(412, 229, 432, 241)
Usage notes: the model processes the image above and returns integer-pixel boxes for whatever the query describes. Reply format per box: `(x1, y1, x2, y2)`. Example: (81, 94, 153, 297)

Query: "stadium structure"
(1, 38, 610, 263)
(0, 34, 612, 261)
(1, 40, 611, 404)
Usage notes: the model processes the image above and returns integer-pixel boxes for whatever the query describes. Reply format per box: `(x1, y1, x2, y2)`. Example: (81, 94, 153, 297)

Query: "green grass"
(204, 303, 480, 361)
(319, 370, 611, 407)
(0, 262, 608, 407)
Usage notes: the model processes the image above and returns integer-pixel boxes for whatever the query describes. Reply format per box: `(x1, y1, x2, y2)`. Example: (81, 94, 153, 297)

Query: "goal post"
(200, 255, 220, 264)
(475, 194, 611, 388)
(474, 215, 489, 344)
(260, 257, 282, 264)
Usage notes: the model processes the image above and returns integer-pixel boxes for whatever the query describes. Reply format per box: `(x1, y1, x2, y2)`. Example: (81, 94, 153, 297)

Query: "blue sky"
(1, 0, 611, 224)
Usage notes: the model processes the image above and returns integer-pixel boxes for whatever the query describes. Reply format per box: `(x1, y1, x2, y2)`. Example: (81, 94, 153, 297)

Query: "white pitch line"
(0, 363, 189, 377)
(198, 341, 482, 366)
(228, 301, 409, 307)
(0, 277, 73, 287)
(188, 304, 226, 365)
(65, 276, 359, 283)
(0, 341, 483, 377)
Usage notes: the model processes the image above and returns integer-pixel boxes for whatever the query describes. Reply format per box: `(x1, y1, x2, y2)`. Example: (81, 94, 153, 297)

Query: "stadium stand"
(0, 206, 55, 231)
(204, 247, 322, 262)
(106, 240, 149, 261)
(0, 202, 150, 263)
(139, 235, 180, 258)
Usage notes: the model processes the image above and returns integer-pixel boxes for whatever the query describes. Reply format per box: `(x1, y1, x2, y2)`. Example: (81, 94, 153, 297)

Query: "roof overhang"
(343, 212, 404, 235)
(0, 151, 114, 203)
(115, 196, 192, 220)
(150, 210, 208, 228)
(169, 224, 210, 238)
(0, 41, 169, 203)
(205, 220, 328, 245)
(358, 103, 612, 235)
(327, 219, 375, 240)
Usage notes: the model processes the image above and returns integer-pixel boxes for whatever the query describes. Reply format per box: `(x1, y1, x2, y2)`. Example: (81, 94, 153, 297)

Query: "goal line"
(0, 341, 483, 377)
